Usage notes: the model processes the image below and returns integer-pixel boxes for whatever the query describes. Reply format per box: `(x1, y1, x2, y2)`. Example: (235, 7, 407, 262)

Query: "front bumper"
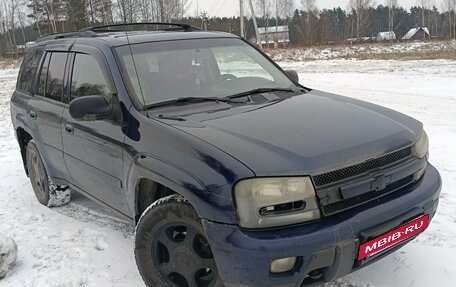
(203, 164, 441, 287)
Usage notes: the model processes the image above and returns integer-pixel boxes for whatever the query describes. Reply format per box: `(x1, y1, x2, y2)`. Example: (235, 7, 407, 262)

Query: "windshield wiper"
(146, 96, 248, 109)
(227, 87, 304, 99)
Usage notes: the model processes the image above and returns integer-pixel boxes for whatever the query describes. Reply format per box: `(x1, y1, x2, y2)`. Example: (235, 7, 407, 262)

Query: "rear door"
(61, 46, 128, 215)
(29, 51, 69, 180)
(12, 46, 45, 169)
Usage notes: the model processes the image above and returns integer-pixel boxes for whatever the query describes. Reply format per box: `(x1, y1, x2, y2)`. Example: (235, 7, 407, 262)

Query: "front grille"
(321, 175, 415, 215)
(313, 147, 412, 187)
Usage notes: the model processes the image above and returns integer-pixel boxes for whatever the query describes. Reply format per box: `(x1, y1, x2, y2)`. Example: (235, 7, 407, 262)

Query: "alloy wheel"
(152, 222, 218, 287)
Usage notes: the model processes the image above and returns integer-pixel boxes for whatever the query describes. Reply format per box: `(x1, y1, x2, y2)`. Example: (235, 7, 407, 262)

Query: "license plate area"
(358, 214, 429, 260)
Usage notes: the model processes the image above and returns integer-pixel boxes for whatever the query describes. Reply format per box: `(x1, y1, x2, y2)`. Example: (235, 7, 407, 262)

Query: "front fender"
(126, 153, 240, 224)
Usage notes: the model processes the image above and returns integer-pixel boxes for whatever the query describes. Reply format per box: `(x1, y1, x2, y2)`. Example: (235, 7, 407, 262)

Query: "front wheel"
(135, 195, 223, 287)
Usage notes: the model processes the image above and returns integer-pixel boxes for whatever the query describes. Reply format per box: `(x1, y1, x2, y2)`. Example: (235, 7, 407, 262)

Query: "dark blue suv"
(10, 23, 441, 287)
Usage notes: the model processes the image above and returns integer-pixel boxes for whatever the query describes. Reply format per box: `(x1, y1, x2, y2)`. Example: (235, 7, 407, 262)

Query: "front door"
(62, 47, 128, 215)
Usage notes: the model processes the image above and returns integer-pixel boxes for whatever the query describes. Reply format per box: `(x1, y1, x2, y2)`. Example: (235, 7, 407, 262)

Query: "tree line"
(0, 0, 191, 56)
(288, 0, 456, 45)
(1, 0, 456, 56)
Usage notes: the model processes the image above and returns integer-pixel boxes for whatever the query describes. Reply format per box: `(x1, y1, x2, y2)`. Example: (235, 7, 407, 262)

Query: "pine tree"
(67, 0, 88, 30)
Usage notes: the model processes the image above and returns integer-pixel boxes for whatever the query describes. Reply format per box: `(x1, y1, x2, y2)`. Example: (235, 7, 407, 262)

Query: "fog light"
(414, 165, 427, 180)
(270, 257, 297, 273)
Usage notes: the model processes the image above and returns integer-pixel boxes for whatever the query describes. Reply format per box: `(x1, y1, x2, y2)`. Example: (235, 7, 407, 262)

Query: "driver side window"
(71, 53, 113, 103)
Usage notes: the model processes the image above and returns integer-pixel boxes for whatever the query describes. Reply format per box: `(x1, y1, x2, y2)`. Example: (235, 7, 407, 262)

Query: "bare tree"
(255, 0, 270, 39)
(0, 2, 11, 55)
(0, 0, 25, 55)
(387, 0, 398, 32)
(87, 0, 113, 24)
(418, 0, 430, 27)
(271, 0, 293, 23)
(255, 0, 270, 19)
(151, 0, 190, 22)
(116, 0, 139, 23)
(446, 0, 456, 38)
(454, 0, 456, 38)
(9, 0, 18, 52)
(282, 0, 294, 22)
(301, 0, 317, 44)
(43, 0, 62, 33)
(273, 0, 279, 25)
(138, 0, 152, 21)
(27, 0, 66, 33)
(350, 0, 373, 41)
(27, 0, 44, 36)
(16, 0, 29, 45)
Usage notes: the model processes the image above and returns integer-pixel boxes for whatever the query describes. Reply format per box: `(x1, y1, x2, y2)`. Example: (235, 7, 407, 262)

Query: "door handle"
(29, 111, 37, 119)
(64, 124, 74, 134)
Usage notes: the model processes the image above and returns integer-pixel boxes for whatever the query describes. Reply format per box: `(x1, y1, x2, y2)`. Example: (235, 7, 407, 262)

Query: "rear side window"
(17, 47, 44, 92)
(71, 54, 112, 103)
(46, 53, 67, 102)
(36, 53, 50, 96)
(36, 52, 67, 102)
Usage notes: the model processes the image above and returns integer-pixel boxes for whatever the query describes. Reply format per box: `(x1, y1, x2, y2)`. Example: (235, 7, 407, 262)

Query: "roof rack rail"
(81, 22, 201, 33)
(36, 31, 97, 43)
(35, 23, 201, 43)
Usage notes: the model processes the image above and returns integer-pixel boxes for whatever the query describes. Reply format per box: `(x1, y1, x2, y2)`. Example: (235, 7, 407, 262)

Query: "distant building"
(344, 36, 374, 44)
(258, 25, 290, 46)
(17, 42, 35, 53)
(377, 31, 396, 41)
(402, 27, 430, 41)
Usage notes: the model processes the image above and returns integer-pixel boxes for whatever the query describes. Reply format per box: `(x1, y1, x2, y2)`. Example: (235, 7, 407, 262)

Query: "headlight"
(412, 131, 429, 159)
(234, 177, 320, 229)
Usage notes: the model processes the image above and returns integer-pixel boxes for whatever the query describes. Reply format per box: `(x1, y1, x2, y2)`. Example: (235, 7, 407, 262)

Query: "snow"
(0, 233, 17, 279)
(0, 66, 142, 286)
(279, 59, 456, 286)
(46, 183, 71, 207)
(403, 27, 430, 40)
(258, 25, 289, 33)
(1, 56, 455, 286)
(268, 40, 456, 61)
(377, 31, 396, 41)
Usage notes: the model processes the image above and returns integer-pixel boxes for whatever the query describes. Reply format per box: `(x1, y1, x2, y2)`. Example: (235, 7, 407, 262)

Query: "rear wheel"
(135, 195, 223, 287)
(26, 140, 71, 207)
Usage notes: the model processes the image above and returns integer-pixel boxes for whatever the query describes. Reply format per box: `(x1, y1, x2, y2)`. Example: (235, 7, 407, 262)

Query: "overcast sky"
(191, 0, 447, 17)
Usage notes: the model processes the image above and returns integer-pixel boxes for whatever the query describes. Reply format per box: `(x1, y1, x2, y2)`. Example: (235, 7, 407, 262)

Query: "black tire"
(26, 140, 51, 206)
(135, 195, 223, 287)
(26, 140, 71, 207)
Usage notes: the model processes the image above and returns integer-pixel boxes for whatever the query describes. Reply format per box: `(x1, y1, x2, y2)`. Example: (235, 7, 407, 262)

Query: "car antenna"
(123, 23, 149, 116)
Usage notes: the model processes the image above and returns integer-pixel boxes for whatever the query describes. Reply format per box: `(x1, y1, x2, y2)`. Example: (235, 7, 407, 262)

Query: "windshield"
(115, 38, 297, 107)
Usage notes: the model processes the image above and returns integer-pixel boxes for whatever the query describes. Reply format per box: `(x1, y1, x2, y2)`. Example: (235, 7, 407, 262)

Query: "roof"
(90, 30, 237, 47)
(258, 26, 289, 34)
(377, 31, 396, 41)
(345, 36, 373, 42)
(38, 30, 237, 47)
(402, 27, 430, 40)
(36, 23, 238, 47)
(260, 39, 290, 44)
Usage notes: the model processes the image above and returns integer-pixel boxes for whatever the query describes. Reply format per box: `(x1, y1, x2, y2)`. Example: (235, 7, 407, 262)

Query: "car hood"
(161, 90, 422, 176)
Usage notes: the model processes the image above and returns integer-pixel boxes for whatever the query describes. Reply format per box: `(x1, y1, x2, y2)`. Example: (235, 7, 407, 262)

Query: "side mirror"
(69, 95, 111, 121)
(285, 70, 299, 83)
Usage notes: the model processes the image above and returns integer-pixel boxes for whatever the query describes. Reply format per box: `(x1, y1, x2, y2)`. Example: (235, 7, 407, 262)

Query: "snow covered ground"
(1, 58, 455, 286)
(269, 40, 456, 61)
(280, 59, 456, 286)
(0, 67, 143, 286)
